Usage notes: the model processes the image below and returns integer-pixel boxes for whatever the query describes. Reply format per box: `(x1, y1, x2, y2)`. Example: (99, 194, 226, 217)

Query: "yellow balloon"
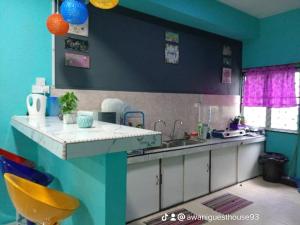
(90, 0, 119, 9)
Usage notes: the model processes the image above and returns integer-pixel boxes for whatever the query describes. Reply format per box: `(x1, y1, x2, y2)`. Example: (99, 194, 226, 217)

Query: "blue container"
(0, 156, 54, 186)
(77, 115, 94, 128)
(46, 96, 60, 117)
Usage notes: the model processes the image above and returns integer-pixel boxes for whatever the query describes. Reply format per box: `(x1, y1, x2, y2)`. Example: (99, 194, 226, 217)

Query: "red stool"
(0, 148, 35, 169)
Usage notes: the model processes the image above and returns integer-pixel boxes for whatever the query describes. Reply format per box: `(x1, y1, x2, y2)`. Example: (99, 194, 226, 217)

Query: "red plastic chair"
(0, 148, 35, 168)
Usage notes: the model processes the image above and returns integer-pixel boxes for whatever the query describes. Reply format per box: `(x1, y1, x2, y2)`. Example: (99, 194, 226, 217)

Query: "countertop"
(128, 135, 266, 164)
(11, 116, 161, 160)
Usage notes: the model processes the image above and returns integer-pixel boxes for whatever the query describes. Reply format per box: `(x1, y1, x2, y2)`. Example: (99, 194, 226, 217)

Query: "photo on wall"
(165, 43, 179, 64)
(65, 53, 90, 69)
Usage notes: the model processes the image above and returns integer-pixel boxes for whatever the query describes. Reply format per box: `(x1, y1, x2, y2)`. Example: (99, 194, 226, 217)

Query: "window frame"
(241, 70, 300, 134)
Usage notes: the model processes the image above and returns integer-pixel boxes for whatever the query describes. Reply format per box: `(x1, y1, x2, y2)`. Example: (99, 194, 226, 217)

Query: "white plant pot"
(63, 113, 77, 124)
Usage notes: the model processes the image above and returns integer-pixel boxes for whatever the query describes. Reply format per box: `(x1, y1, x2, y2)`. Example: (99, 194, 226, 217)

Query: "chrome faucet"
(153, 119, 167, 131)
(171, 119, 183, 140)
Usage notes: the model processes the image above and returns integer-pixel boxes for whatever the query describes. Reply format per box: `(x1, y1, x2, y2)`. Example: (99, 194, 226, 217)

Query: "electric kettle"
(26, 94, 47, 118)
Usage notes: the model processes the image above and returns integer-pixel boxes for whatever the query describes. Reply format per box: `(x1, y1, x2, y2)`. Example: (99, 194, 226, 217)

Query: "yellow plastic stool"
(4, 173, 80, 225)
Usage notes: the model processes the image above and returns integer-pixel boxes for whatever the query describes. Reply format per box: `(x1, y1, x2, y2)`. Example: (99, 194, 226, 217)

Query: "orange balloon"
(47, 13, 69, 36)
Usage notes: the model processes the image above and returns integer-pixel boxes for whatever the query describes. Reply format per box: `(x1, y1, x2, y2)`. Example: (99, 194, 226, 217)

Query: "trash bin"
(259, 152, 288, 183)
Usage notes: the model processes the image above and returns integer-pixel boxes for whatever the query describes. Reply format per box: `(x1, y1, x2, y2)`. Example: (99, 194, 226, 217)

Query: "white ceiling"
(218, 0, 300, 18)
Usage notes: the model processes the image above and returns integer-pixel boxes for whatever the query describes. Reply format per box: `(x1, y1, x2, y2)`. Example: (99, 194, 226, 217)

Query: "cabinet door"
(238, 142, 264, 182)
(211, 147, 237, 192)
(184, 151, 210, 201)
(126, 160, 160, 222)
(161, 156, 184, 209)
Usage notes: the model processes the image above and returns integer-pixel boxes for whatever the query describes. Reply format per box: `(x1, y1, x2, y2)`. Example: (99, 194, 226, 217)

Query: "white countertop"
(11, 116, 161, 160)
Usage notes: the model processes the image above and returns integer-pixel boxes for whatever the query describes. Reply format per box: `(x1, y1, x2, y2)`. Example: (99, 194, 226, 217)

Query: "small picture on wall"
(65, 37, 89, 52)
(222, 68, 232, 84)
(65, 53, 90, 69)
(223, 45, 232, 56)
(68, 19, 89, 37)
(165, 31, 179, 43)
(165, 44, 179, 64)
(223, 57, 232, 67)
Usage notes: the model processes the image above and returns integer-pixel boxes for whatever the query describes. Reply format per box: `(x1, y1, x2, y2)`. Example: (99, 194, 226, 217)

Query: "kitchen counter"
(11, 116, 161, 159)
(128, 135, 265, 164)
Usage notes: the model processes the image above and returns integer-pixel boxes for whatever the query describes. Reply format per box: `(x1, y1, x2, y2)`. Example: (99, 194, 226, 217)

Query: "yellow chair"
(4, 173, 80, 225)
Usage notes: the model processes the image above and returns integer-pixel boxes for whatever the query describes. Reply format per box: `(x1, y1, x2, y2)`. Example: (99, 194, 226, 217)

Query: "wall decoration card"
(222, 68, 232, 84)
(223, 57, 232, 67)
(68, 19, 89, 37)
(165, 31, 179, 43)
(65, 37, 89, 52)
(65, 53, 90, 69)
(165, 44, 179, 64)
(223, 45, 232, 56)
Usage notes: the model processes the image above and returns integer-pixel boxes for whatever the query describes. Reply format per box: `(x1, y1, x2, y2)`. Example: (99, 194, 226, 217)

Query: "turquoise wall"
(243, 9, 300, 68)
(266, 131, 299, 176)
(243, 10, 300, 177)
(0, 1, 127, 225)
(120, 0, 259, 40)
(0, 0, 52, 223)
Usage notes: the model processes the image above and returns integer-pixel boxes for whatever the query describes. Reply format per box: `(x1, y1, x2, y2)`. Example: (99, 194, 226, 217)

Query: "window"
(243, 71, 299, 132)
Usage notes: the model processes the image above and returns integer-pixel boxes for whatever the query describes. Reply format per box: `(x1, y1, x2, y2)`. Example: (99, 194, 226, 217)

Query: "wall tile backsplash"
(52, 88, 240, 140)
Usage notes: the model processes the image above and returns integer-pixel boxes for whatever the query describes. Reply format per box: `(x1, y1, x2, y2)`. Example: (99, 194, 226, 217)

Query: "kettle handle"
(26, 94, 34, 111)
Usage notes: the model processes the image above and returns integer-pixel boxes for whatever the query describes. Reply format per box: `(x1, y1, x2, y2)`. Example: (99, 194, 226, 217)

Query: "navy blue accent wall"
(55, 6, 242, 95)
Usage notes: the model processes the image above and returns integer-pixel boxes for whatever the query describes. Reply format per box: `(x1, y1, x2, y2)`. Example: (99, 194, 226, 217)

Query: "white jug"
(26, 94, 47, 118)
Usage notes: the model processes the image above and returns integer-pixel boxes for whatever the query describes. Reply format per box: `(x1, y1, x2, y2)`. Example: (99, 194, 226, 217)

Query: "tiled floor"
(128, 177, 300, 225)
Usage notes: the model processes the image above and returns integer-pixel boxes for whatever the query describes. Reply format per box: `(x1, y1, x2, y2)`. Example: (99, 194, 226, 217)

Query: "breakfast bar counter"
(11, 116, 161, 159)
(10, 115, 162, 225)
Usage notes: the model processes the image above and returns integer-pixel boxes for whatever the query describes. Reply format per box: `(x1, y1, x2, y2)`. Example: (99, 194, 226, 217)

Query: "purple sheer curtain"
(243, 66, 297, 108)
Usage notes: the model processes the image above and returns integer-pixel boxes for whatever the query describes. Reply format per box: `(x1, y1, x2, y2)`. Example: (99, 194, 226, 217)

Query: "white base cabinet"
(127, 140, 265, 221)
(184, 151, 210, 201)
(211, 147, 237, 192)
(238, 143, 264, 182)
(126, 160, 160, 222)
(161, 156, 184, 209)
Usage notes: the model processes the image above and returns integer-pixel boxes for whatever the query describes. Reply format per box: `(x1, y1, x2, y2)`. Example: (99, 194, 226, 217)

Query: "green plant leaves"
(59, 92, 79, 114)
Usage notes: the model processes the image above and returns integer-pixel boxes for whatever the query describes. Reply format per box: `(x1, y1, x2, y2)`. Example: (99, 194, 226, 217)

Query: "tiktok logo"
(161, 213, 168, 221)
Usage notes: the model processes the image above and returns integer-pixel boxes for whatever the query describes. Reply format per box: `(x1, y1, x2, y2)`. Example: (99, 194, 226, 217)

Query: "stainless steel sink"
(162, 139, 205, 148)
(142, 139, 207, 154)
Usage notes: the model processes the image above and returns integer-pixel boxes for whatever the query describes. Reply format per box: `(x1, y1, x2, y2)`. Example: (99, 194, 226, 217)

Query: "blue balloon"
(60, 0, 88, 25)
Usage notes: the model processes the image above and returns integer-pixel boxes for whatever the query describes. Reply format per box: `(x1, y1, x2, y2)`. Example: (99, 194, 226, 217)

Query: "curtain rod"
(242, 62, 300, 72)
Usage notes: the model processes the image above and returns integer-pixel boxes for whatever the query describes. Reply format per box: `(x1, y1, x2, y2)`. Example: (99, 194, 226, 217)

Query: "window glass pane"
(271, 72, 299, 131)
(271, 107, 298, 131)
(244, 107, 266, 128)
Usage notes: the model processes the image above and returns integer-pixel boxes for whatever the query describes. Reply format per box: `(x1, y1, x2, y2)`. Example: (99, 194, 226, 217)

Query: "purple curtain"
(243, 66, 297, 108)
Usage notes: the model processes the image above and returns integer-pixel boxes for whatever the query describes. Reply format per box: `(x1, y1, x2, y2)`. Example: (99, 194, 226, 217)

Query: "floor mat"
(144, 208, 206, 225)
(202, 193, 253, 214)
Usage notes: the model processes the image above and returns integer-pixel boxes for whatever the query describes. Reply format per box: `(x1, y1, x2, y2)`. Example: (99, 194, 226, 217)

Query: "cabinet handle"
(206, 163, 209, 173)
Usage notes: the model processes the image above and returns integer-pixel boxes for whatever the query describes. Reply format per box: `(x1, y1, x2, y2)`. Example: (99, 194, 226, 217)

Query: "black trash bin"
(258, 152, 288, 183)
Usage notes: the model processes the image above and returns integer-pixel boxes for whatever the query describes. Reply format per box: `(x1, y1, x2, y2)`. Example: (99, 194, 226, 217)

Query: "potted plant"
(59, 92, 79, 124)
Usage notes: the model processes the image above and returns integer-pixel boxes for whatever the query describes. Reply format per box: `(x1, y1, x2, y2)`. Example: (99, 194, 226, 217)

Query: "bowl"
(77, 115, 94, 128)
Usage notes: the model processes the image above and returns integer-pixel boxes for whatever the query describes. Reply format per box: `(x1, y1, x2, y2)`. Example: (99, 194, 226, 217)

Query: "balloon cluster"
(47, 0, 119, 36)
(47, 0, 89, 36)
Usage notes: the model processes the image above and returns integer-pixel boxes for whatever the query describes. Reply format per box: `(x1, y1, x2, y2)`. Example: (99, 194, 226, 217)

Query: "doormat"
(202, 193, 253, 214)
(144, 208, 206, 225)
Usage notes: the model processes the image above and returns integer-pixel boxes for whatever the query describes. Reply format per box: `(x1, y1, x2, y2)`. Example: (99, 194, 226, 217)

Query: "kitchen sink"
(162, 139, 206, 148)
(139, 139, 207, 155)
